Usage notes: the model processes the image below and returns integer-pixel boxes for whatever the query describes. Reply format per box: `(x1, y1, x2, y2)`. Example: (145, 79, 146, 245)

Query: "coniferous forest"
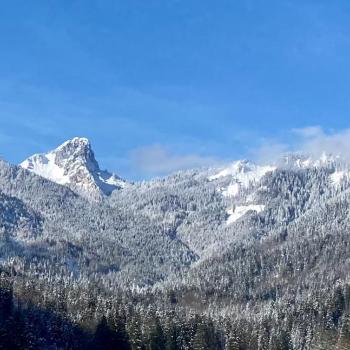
(1, 145, 350, 349)
(2, 0, 350, 348)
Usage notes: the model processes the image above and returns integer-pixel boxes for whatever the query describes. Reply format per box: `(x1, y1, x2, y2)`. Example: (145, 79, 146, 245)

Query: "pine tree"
(114, 312, 131, 350)
(191, 321, 219, 350)
(148, 319, 165, 350)
(128, 317, 145, 350)
(92, 316, 118, 350)
(336, 314, 350, 350)
(165, 323, 180, 350)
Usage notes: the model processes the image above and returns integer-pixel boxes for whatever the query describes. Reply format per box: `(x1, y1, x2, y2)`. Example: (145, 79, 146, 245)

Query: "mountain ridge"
(20, 137, 127, 199)
(1, 142, 350, 348)
(20, 137, 349, 199)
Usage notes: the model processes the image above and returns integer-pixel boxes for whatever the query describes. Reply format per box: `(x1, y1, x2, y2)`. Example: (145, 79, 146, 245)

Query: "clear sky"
(1, 0, 350, 179)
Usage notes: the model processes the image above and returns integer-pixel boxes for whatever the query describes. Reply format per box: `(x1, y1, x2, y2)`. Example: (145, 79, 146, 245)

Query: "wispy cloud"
(294, 126, 350, 160)
(292, 125, 323, 138)
(130, 144, 223, 177)
(250, 140, 289, 165)
(251, 126, 350, 164)
(123, 126, 350, 179)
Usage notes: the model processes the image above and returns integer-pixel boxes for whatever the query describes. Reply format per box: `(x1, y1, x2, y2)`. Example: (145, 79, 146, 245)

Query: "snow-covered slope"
(209, 160, 276, 197)
(208, 154, 350, 227)
(209, 153, 347, 198)
(281, 152, 341, 169)
(226, 204, 265, 225)
(20, 137, 127, 199)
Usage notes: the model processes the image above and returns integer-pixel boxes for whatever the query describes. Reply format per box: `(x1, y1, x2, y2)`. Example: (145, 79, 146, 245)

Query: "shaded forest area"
(1, 270, 350, 350)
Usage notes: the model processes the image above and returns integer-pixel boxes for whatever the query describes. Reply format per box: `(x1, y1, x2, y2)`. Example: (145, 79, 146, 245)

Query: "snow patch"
(330, 171, 345, 185)
(283, 152, 341, 169)
(223, 183, 240, 197)
(20, 152, 71, 185)
(226, 204, 265, 225)
(210, 160, 275, 197)
(330, 170, 349, 186)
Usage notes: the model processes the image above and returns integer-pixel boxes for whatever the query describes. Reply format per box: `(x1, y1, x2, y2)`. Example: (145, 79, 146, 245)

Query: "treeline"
(0, 277, 220, 349)
(2, 157, 350, 349)
(2, 268, 350, 350)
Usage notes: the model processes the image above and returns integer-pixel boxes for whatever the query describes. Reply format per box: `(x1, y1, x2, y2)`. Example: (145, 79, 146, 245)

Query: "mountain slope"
(2, 147, 350, 348)
(0, 159, 197, 286)
(20, 137, 127, 199)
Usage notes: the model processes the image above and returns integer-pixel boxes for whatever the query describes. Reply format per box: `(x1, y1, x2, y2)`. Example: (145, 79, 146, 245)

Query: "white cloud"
(130, 144, 222, 176)
(294, 126, 350, 160)
(252, 126, 350, 164)
(292, 126, 323, 138)
(250, 140, 289, 165)
(130, 126, 350, 178)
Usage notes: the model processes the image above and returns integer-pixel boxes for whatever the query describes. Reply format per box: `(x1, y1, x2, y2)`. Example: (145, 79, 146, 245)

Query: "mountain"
(2, 148, 350, 348)
(20, 137, 127, 199)
(209, 159, 276, 197)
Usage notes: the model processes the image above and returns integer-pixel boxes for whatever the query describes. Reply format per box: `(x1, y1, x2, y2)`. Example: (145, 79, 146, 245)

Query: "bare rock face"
(20, 137, 127, 200)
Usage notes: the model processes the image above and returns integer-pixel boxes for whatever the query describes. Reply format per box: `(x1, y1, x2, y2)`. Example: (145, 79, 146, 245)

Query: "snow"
(320, 152, 330, 164)
(223, 183, 240, 197)
(226, 204, 265, 225)
(20, 137, 127, 197)
(20, 152, 71, 185)
(209, 160, 276, 197)
(330, 170, 350, 187)
(95, 170, 128, 194)
(56, 137, 90, 151)
(282, 152, 342, 169)
(210, 153, 348, 199)
(330, 171, 345, 185)
(295, 158, 312, 168)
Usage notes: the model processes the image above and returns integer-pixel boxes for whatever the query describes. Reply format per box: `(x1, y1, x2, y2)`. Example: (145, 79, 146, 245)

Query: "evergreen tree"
(337, 314, 350, 350)
(192, 321, 219, 350)
(114, 313, 131, 350)
(92, 316, 118, 350)
(148, 319, 165, 350)
(128, 317, 145, 350)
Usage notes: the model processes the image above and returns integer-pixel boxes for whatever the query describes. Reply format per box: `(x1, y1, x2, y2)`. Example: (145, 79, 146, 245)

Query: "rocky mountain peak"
(20, 137, 127, 199)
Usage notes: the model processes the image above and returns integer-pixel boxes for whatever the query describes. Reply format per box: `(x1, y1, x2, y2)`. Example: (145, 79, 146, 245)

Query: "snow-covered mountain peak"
(209, 160, 266, 179)
(209, 160, 276, 197)
(20, 137, 127, 199)
(209, 152, 350, 203)
(56, 137, 91, 156)
(280, 152, 345, 170)
(280, 153, 312, 168)
(52, 137, 99, 173)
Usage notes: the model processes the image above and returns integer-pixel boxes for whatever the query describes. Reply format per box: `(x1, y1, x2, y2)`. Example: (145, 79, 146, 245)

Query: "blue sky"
(1, 0, 350, 179)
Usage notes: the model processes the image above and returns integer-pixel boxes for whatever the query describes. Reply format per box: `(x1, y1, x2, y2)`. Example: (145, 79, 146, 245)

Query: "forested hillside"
(0, 142, 350, 349)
